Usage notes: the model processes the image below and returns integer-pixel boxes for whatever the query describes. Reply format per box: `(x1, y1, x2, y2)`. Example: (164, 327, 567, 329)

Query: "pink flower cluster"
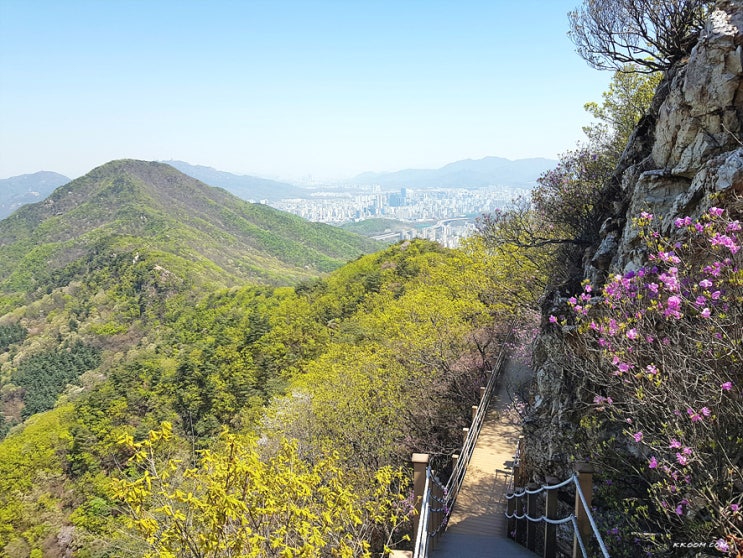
(566, 207, 742, 545)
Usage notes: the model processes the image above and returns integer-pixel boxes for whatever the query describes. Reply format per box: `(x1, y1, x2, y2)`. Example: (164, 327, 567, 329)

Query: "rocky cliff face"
(524, 3, 743, 478)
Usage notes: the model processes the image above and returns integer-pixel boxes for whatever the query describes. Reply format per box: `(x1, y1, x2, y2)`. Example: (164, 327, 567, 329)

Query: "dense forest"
(0, 228, 531, 556)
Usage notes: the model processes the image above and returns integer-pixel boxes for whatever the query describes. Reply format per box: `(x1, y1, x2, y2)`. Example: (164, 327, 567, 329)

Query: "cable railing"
(504, 468, 610, 558)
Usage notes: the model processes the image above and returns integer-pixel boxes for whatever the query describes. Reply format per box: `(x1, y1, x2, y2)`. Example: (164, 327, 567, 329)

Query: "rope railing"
(574, 473, 610, 558)
(504, 472, 610, 558)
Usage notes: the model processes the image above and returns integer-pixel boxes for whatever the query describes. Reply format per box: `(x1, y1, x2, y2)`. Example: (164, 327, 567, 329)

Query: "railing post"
(506, 492, 516, 538)
(526, 483, 538, 551)
(544, 476, 559, 558)
(412, 453, 430, 544)
(471, 404, 478, 422)
(452, 453, 459, 473)
(462, 427, 469, 445)
(573, 461, 594, 558)
(515, 490, 526, 545)
(480, 386, 486, 400)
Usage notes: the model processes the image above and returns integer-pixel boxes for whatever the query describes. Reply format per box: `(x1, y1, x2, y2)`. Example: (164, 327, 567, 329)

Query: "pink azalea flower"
(676, 453, 688, 466)
(709, 207, 725, 217)
(626, 328, 638, 340)
(664, 295, 682, 319)
(669, 438, 682, 449)
(632, 431, 643, 442)
(700, 307, 711, 318)
(722, 381, 732, 391)
(549, 315, 557, 324)
(701, 407, 711, 417)
(648, 456, 658, 469)
(710, 233, 740, 254)
(731, 504, 740, 512)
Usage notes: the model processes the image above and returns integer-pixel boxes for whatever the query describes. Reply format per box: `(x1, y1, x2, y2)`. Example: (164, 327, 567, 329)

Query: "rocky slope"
(526, 3, 743, 476)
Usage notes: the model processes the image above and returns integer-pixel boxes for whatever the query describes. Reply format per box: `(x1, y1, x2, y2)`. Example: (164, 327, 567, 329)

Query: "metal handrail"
(413, 466, 433, 558)
(573, 473, 610, 558)
(444, 326, 513, 510)
(504, 473, 610, 558)
(412, 326, 514, 558)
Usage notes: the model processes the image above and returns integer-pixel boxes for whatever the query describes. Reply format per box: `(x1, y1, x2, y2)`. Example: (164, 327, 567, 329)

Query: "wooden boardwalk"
(431, 360, 536, 558)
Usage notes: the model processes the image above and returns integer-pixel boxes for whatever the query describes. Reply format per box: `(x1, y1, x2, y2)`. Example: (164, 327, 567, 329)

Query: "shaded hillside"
(164, 160, 307, 201)
(0, 171, 70, 220)
(0, 159, 379, 309)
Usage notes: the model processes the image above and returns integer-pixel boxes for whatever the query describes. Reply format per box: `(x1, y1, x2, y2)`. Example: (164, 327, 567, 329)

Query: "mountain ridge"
(163, 160, 307, 201)
(0, 159, 379, 307)
(349, 156, 556, 188)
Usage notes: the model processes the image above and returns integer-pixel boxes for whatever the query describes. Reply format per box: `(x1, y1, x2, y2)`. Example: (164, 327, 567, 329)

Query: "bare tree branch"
(568, 0, 712, 72)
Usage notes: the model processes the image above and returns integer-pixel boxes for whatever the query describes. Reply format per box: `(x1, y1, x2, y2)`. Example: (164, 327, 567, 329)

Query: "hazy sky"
(0, 0, 611, 182)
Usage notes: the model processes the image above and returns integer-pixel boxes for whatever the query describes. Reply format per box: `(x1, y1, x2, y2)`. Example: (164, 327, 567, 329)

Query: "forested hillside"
(0, 172, 70, 220)
(3, 2, 742, 556)
(0, 231, 533, 556)
(0, 160, 380, 439)
(0, 158, 539, 556)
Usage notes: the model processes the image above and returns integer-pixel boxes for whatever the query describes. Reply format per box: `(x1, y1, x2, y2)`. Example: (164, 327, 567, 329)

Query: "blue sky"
(0, 0, 611, 182)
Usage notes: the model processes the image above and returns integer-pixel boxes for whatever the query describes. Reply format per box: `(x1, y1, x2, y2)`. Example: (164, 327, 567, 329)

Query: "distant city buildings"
(270, 185, 528, 248)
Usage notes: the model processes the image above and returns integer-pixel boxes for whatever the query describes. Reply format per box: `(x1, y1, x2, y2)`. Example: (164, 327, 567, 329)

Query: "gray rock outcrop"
(525, 3, 743, 479)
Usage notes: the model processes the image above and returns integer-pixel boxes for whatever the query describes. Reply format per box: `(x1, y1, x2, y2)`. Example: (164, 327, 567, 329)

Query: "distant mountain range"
(0, 157, 556, 221)
(0, 171, 70, 219)
(163, 160, 308, 201)
(350, 156, 556, 189)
